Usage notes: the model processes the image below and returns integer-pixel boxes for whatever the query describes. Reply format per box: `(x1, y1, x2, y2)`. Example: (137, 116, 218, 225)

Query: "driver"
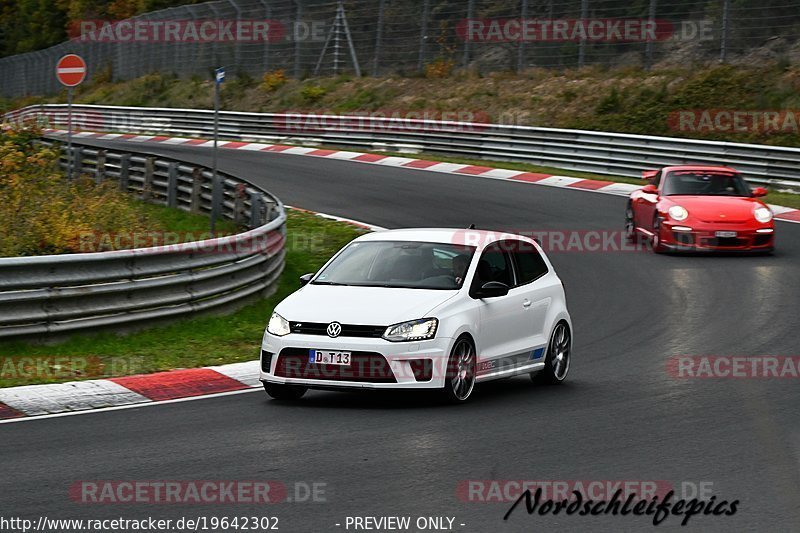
(452, 254, 470, 285)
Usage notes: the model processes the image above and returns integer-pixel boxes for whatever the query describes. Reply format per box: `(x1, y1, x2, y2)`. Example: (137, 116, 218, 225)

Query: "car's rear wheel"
(263, 382, 308, 400)
(532, 321, 571, 385)
(625, 203, 636, 241)
(441, 337, 476, 403)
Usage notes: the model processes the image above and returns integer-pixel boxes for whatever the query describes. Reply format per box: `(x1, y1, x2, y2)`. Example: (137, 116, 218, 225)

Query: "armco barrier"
(0, 139, 286, 339)
(5, 103, 800, 190)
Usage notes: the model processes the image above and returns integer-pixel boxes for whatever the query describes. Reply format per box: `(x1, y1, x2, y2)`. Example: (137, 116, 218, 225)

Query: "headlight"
(382, 318, 438, 342)
(668, 205, 689, 221)
(267, 312, 290, 336)
(754, 206, 773, 223)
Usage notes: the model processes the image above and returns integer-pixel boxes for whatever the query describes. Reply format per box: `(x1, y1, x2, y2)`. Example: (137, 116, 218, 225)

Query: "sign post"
(56, 54, 87, 180)
(210, 67, 225, 235)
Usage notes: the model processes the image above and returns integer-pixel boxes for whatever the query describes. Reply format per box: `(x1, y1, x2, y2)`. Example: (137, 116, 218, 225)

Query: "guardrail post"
(73, 146, 83, 178)
(96, 150, 106, 184)
(264, 199, 275, 222)
(191, 167, 203, 213)
(167, 162, 179, 208)
(143, 156, 155, 201)
(119, 154, 130, 192)
(249, 191, 262, 227)
(234, 184, 245, 225)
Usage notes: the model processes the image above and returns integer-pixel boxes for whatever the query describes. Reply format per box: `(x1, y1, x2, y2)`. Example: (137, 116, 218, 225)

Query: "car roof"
(662, 165, 738, 174)
(355, 228, 535, 250)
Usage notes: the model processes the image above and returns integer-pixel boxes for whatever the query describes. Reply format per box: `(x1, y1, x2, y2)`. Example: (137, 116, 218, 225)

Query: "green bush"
(301, 84, 327, 103)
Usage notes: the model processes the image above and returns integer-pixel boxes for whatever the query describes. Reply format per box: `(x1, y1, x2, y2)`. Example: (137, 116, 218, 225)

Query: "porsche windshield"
(662, 171, 752, 197)
(312, 241, 476, 290)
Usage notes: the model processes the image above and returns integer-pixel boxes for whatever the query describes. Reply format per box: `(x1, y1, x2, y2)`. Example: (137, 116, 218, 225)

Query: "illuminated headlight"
(754, 206, 773, 223)
(267, 312, 290, 336)
(668, 205, 689, 221)
(382, 318, 438, 342)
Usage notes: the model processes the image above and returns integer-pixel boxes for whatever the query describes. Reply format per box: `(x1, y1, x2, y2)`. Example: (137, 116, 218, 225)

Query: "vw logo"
(326, 322, 342, 338)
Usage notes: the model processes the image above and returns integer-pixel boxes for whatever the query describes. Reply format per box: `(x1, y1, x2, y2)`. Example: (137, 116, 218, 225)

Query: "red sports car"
(625, 165, 775, 253)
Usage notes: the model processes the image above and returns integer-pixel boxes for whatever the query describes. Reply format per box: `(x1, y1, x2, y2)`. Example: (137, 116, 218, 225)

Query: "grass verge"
(0, 209, 365, 388)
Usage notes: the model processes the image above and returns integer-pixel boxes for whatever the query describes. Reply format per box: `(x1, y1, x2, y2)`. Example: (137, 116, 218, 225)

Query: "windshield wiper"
(311, 281, 350, 286)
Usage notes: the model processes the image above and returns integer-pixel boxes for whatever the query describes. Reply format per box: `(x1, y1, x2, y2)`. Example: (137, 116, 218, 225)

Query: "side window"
(472, 243, 513, 290)
(508, 239, 549, 285)
(652, 171, 662, 187)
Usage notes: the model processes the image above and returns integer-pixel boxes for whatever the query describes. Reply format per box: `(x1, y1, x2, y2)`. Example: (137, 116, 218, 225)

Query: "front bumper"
(260, 333, 450, 390)
(661, 221, 774, 252)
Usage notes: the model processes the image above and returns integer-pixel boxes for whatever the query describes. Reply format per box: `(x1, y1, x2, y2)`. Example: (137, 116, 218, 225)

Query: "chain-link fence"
(2, 0, 800, 98)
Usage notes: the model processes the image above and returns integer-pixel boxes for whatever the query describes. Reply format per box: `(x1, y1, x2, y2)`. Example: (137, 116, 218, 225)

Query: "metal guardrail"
(5, 103, 800, 191)
(0, 137, 286, 339)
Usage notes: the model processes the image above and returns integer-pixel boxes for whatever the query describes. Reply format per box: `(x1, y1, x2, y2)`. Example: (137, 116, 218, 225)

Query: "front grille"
(261, 350, 274, 372)
(673, 232, 695, 246)
(753, 235, 773, 247)
(289, 322, 386, 338)
(274, 348, 396, 383)
(706, 237, 744, 248)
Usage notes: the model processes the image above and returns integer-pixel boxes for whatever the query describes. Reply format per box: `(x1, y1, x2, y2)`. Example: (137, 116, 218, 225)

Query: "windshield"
(662, 171, 752, 197)
(312, 241, 476, 290)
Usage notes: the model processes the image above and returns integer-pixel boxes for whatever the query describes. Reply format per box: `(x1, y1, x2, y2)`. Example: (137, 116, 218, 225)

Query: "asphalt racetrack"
(3, 138, 800, 532)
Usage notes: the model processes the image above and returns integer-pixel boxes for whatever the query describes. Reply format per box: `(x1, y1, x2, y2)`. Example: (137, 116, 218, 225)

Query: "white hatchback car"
(260, 228, 572, 402)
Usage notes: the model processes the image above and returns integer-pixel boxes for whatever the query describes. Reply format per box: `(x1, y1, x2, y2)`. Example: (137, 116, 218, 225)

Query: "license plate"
(715, 231, 738, 238)
(309, 350, 351, 366)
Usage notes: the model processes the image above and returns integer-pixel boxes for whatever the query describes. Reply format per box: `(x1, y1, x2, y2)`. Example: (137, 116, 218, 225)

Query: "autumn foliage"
(0, 126, 155, 256)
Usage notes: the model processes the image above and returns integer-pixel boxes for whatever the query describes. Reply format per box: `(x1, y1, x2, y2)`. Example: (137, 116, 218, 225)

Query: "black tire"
(531, 321, 571, 385)
(624, 202, 636, 242)
(263, 382, 308, 400)
(652, 214, 668, 254)
(441, 336, 477, 403)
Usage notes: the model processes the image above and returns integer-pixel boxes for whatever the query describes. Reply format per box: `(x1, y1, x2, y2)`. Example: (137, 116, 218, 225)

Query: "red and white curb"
(45, 129, 800, 224)
(0, 361, 261, 423)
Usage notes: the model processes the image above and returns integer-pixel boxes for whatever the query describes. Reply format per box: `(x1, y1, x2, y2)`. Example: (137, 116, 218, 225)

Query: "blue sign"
(215, 67, 225, 84)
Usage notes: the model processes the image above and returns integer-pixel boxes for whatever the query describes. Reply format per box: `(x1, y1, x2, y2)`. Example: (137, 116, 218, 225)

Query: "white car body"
(260, 228, 572, 399)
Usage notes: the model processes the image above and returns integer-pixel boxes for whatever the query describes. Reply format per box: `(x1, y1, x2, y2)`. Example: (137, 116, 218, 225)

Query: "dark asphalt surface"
(2, 139, 800, 532)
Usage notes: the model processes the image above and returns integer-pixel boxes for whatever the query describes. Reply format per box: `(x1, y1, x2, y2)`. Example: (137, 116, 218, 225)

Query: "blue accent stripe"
(531, 347, 545, 360)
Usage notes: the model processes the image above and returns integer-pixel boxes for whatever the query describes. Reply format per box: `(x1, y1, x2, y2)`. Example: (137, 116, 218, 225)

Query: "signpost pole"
(210, 67, 225, 236)
(67, 87, 73, 180)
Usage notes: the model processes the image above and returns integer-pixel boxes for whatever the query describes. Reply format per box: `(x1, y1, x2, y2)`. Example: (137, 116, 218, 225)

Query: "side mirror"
(752, 187, 768, 198)
(475, 281, 510, 298)
(299, 273, 314, 286)
(642, 184, 658, 195)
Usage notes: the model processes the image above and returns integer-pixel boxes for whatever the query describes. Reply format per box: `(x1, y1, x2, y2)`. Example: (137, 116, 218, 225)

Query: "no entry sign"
(56, 54, 87, 87)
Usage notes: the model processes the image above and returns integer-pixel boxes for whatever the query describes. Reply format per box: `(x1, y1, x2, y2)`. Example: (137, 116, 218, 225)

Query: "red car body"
(626, 165, 775, 253)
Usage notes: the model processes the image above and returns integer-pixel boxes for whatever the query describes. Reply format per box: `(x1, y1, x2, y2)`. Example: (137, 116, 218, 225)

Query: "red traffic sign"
(56, 54, 87, 87)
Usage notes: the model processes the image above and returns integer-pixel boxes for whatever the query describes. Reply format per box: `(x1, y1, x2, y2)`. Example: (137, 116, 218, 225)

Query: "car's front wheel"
(652, 214, 668, 254)
(441, 336, 476, 403)
(532, 321, 571, 385)
(263, 382, 308, 400)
